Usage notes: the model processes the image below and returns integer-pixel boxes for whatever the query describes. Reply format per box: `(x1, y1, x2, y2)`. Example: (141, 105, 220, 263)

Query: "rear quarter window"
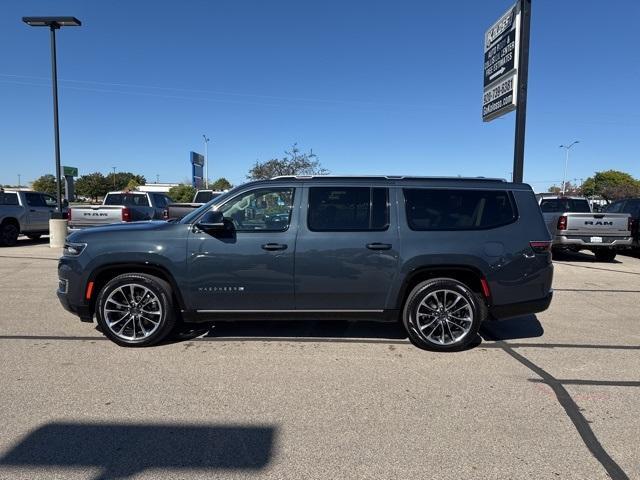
(403, 189, 516, 231)
(0, 192, 19, 205)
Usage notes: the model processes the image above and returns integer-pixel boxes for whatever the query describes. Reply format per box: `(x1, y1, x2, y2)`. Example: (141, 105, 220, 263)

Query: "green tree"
(581, 170, 640, 201)
(31, 174, 57, 195)
(107, 172, 146, 191)
(547, 181, 581, 196)
(247, 143, 328, 180)
(76, 172, 110, 202)
(126, 178, 141, 191)
(210, 177, 233, 191)
(168, 184, 196, 203)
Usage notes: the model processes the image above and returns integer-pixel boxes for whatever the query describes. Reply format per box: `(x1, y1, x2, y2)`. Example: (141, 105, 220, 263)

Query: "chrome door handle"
(261, 243, 288, 251)
(366, 242, 392, 250)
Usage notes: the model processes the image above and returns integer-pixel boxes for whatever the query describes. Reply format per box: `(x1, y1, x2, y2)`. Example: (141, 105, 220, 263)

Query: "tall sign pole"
(482, 1, 531, 183)
(512, 0, 531, 183)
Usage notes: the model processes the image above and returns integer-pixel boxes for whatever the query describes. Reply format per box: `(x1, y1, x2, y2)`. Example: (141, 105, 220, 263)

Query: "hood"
(67, 221, 172, 243)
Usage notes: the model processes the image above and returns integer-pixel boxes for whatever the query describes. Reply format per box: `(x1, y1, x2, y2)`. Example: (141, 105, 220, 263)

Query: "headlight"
(63, 242, 87, 256)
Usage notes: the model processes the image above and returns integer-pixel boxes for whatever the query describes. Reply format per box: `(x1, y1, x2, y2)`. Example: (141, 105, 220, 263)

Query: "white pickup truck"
(537, 195, 632, 261)
(68, 191, 172, 230)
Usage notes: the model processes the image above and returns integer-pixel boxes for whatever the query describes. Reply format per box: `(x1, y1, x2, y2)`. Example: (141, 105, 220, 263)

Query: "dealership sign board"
(190, 151, 204, 189)
(483, 3, 520, 122)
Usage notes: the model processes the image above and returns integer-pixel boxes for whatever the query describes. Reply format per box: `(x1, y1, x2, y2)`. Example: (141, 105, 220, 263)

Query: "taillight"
(557, 215, 568, 231)
(530, 241, 552, 253)
(122, 207, 131, 222)
(162, 208, 168, 220)
(67, 208, 72, 222)
(629, 217, 636, 232)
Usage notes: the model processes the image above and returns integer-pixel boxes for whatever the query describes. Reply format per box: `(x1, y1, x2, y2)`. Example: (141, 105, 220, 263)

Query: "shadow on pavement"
(552, 250, 622, 264)
(16, 235, 50, 247)
(480, 314, 543, 341)
(170, 319, 408, 344)
(0, 422, 275, 480)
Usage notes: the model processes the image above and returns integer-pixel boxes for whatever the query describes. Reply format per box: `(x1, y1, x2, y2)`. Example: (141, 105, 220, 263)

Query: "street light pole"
(22, 16, 81, 217)
(17, 174, 21, 189)
(112, 166, 116, 189)
(49, 24, 63, 215)
(203, 135, 210, 189)
(559, 141, 579, 195)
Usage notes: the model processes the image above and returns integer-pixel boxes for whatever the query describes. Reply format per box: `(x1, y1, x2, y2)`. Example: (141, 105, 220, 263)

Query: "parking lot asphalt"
(0, 237, 638, 480)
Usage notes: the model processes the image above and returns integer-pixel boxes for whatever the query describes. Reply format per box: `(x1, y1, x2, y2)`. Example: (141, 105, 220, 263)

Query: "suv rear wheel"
(95, 273, 176, 347)
(402, 278, 486, 351)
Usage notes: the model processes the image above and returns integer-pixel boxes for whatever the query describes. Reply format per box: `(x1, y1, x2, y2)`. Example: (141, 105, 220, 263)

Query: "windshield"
(180, 186, 241, 224)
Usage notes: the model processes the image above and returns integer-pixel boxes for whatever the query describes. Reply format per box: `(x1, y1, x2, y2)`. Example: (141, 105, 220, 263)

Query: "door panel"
(24, 193, 51, 231)
(186, 187, 298, 311)
(295, 186, 399, 310)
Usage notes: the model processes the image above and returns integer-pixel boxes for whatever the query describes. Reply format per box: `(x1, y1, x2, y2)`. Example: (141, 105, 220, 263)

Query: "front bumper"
(57, 256, 94, 322)
(57, 290, 94, 322)
(489, 291, 553, 320)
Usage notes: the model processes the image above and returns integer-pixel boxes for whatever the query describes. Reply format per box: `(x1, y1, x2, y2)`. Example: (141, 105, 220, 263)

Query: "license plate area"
(590, 236, 603, 243)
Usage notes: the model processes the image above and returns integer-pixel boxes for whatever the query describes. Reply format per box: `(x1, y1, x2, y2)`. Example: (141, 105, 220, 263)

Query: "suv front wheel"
(96, 273, 176, 347)
(403, 278, 486, 351)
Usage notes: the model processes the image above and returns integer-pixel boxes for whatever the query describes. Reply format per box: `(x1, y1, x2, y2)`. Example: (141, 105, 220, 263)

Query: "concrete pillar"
(49, 219, 67, 248)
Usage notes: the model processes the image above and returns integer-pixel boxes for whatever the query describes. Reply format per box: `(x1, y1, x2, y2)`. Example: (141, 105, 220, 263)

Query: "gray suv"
(57, 176, 554, 351)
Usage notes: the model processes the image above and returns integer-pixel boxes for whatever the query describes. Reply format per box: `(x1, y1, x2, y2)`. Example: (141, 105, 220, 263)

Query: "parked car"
(164, 190, 224, 220)
(536, 194, 632, 262)
(603, 198, 640, 249)
(58, 176, 554, 351)
(68, 191, 172, 229)
(0, 189, 67, 246)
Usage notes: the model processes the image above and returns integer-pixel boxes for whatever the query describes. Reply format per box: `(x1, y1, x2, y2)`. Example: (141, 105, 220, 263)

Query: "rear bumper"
(553, 235, 632, 248)
(489, 291, 553, 320)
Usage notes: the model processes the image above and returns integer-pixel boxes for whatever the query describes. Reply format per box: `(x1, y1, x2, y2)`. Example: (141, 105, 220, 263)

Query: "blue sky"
(1, 0, 639, 192)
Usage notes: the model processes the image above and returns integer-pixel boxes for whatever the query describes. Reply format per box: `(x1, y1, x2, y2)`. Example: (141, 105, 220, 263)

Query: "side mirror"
(196, 210, 226, 231)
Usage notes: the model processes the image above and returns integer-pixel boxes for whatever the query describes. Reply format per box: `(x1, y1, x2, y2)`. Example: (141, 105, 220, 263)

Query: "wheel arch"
(395, 265, 489, 310)
(87, 263, 186, 314)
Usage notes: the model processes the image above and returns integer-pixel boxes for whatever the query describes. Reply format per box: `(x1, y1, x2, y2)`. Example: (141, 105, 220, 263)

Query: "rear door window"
(25, 192, 46, 207)
(307, 187, 389, 231)
(403, 189, 516, 230)
(604, 201, 624, 213)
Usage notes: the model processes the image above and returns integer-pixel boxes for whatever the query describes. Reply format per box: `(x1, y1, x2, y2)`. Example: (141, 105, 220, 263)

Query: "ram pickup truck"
(0, 190, 67, 246)
(68, 191, 172, 230)
(537, 195, 632, 261)
(58, 176, 554, 351)
(164, 190, 223, 220)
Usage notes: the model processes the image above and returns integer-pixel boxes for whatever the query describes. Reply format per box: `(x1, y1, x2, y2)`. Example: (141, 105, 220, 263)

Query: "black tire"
(0, 222, 19, 247)
(26, 234, 42, 240)
(594, 249, 617, 262)
(95, 273, 176, 347)
(402, 278, 487, 352)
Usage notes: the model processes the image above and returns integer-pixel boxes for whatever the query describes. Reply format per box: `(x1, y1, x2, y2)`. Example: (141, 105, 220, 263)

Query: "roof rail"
(270, 175, 507, 182)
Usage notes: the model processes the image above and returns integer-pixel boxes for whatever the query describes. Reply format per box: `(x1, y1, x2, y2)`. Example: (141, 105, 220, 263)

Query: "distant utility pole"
(559, 141, 579, 195)
(156, 174, 160, 184)
(17, 174, 21, 188)
(203, 135, 210, 189)
(112, 166, 117, 189)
